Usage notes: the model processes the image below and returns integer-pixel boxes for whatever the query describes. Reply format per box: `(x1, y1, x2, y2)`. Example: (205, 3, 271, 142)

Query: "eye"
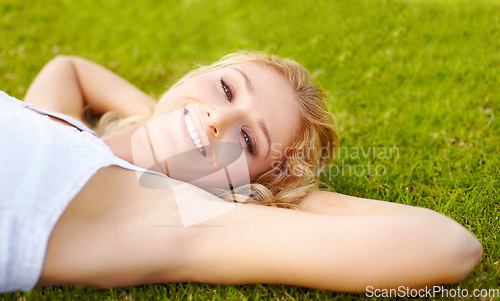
(220, 78, 233, 102)
(241, 129, 256, 155)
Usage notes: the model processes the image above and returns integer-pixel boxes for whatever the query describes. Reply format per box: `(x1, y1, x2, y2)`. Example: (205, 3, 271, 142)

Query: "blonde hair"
(97, 51, 339, 208)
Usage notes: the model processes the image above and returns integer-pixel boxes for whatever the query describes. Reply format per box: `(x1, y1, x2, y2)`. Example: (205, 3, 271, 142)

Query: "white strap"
(109, 156, 168, 178)
(28, 107, 99, 137)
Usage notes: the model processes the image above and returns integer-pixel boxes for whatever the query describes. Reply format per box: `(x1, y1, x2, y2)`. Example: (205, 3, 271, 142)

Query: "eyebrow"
(231, 67, 253, 93)
(258, 119, 272, 157)
(231, 67, 271, 157)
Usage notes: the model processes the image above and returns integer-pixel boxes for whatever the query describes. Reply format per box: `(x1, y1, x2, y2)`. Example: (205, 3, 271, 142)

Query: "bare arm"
(24, 55, 156, 120)
(181, 191, 482, 292)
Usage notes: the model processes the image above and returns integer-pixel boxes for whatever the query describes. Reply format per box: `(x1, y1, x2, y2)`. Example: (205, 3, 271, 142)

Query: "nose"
(204, 107, 241, 138)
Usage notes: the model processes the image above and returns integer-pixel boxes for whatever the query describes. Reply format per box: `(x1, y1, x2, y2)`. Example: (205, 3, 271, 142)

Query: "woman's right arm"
(25, 55, 156, 121)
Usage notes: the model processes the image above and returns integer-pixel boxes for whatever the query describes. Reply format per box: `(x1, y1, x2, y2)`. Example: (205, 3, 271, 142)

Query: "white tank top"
(0, 91, 161, 292)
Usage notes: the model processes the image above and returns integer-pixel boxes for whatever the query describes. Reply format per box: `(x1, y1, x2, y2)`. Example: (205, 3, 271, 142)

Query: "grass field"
(1, 0, 499, 300)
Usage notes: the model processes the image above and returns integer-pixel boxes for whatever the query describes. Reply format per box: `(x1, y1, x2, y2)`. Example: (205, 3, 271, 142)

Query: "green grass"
(1, 0, 499, 299)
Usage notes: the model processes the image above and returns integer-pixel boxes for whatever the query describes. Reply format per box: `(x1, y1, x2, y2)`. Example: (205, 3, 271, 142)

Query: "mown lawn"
(1, 0, 499, 300)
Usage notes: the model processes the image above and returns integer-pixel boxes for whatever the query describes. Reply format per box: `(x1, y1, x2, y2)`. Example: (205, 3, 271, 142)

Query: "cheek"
(248, 157, 280, 179)
(160, 79, 218, 110)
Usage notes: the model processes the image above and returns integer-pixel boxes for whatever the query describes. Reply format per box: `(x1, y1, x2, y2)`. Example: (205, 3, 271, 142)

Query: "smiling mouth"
(183, 108, 207, 157)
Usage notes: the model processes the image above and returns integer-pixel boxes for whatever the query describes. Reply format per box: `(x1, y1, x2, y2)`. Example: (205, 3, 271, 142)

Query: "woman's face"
(133, 62, 299, 188)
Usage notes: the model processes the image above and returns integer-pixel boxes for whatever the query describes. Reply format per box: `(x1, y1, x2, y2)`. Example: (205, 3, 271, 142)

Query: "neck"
(101, 123, 144, 165)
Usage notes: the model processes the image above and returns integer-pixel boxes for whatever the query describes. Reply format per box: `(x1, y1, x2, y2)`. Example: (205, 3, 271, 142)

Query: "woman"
(0, 52, 482, 293)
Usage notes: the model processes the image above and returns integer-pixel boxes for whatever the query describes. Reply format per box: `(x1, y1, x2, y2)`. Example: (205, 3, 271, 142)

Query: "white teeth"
(184, 111, 205, 154)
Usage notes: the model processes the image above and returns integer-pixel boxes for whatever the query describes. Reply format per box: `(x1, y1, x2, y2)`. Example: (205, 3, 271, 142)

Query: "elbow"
(437, 220, 483, 284)
(50, 55, 82, 66)
(46, 55, 75, 71)
(451, 233, 482, 283)
(51, 54, 70, 61)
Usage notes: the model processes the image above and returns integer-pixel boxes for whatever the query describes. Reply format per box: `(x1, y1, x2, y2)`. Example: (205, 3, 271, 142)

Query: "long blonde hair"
(97, 51, 339, 208)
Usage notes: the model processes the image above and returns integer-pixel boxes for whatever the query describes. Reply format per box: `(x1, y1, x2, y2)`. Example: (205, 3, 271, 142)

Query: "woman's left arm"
(25, 55, 156, 120)
(179, 191, 483, 292)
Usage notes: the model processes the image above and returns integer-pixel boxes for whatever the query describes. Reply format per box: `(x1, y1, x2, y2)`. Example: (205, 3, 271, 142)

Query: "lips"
(183, 107, 207, 156)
